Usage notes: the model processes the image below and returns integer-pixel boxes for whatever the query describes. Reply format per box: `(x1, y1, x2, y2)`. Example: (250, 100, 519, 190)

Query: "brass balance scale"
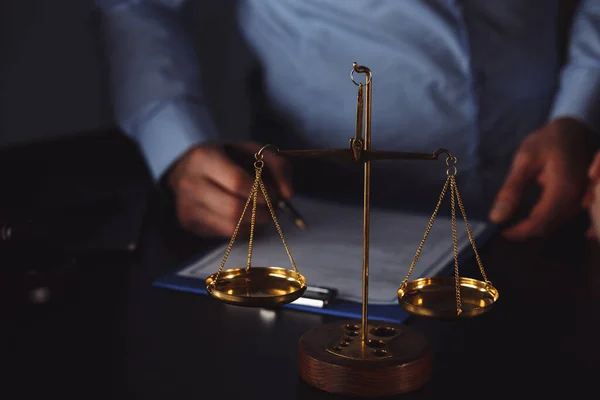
(205, 63, 499, 397)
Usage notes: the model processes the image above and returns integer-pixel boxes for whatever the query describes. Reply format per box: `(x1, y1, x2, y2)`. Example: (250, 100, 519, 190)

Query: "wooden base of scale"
(298, 320, 432, 397)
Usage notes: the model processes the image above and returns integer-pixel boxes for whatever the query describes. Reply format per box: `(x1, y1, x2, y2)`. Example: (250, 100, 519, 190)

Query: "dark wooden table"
(2, 129, 599, 399)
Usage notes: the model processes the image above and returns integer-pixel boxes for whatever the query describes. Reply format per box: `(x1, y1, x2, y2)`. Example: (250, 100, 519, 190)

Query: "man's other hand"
(489, 118, 594, 240)
(582, 151, 600, 241)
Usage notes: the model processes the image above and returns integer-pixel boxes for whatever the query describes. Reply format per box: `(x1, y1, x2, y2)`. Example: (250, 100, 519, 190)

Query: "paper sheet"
(177, 195, 489, 305)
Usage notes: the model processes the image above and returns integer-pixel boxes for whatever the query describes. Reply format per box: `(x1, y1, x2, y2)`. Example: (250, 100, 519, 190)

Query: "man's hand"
(582, 151, 600, 240)
(167, 142, 293, 237)
(489, 118, 594, 240)
(586, 181, 600, 242)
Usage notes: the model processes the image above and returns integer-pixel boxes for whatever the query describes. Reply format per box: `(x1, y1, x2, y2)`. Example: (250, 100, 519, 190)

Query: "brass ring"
(256, 144, 279, 160)
(254, 160, 264, 169)
(433, 149, 453, 160)
(445, 156, 458, 166)
(446, 166, 457, 176)
(350, 69, 372, 86)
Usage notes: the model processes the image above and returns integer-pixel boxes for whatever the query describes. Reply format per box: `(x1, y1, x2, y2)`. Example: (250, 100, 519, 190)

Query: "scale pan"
(397, 276, 498, 319)
(205, 266, 307, 307)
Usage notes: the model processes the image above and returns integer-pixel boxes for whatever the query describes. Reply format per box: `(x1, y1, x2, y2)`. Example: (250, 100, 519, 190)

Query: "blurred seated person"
(95, 0, 600, 239)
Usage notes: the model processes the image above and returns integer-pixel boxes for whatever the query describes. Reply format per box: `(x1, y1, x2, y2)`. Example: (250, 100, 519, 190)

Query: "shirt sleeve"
(549, 0, 600, 133)
(95, 0, 219, 179)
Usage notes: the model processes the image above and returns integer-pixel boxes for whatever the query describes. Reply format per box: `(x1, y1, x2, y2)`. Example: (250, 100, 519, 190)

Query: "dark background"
(0, 0, 111, 148)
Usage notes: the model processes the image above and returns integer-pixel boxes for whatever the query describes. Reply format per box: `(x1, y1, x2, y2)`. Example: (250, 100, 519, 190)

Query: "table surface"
(3, 130, 600, 400)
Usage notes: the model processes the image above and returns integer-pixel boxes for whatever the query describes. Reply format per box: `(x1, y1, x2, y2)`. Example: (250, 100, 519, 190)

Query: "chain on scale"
(209, 153, 299, 288)
(399, 155, 492, 315)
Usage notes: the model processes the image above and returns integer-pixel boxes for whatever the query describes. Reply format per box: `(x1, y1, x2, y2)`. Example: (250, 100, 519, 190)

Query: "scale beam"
(259, 147, 453, 163)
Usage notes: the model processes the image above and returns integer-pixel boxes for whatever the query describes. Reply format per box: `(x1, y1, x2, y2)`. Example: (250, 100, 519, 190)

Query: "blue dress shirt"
(95, 0, 600, 209)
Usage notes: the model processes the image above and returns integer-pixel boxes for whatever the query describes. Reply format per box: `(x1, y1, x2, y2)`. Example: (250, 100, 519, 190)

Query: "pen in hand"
(277, 199, 308, 231)
(224, 144, 308, 231)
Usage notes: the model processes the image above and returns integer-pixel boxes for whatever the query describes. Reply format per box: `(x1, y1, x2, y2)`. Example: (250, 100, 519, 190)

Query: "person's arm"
(549, 0, 600, 133)
(95, 0, 293, 238)
(95, 0, 219, 180)
(489, 1, 600, 238)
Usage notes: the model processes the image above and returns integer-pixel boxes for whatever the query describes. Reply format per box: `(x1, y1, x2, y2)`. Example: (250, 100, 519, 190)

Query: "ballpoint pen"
(224, 145, 308, 231)
(277, 199, 308, 231)
(291, 285, 337, 308)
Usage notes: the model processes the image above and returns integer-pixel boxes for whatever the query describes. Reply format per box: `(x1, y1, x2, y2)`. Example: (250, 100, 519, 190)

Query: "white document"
(177, 195, 490, 305)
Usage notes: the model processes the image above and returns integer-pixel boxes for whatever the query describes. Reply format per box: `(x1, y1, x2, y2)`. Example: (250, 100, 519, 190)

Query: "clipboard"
(153, 271, 411, 322)
(153, 196, 496, 323)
